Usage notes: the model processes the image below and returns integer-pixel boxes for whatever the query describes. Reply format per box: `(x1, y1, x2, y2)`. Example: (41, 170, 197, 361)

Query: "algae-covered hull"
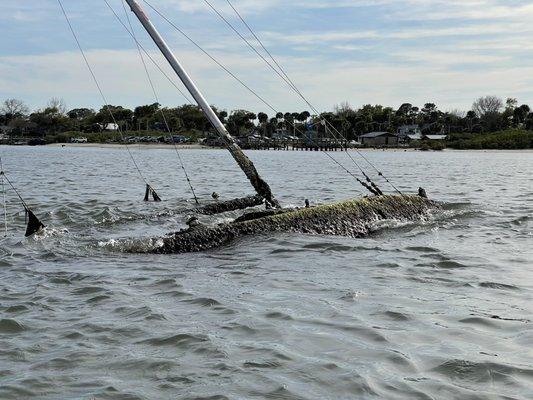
(153, 195, 438, 254)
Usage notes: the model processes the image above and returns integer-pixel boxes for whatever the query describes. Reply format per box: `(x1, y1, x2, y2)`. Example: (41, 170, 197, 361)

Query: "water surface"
(0, 146, 532, 399)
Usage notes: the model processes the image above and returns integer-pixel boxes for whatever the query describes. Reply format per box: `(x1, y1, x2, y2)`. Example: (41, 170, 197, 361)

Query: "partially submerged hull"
(153, 195, 438, 254)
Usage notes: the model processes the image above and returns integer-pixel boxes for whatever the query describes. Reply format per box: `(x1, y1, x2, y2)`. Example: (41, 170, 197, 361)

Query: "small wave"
(380, 311, 411, 321)
(459, 317, 501, 328)
(62, 331, 84, 339)
(27, 227, 68, 240)
(92, 208, 140, 226)
(140, 333, 208, 347)
(386, 352, 416, 370)
(97, 237, 164, 253)
(145, 313, 167, 321)
(406, 246, 440, 253)
(5, 305, 29, 313)
(222, 323, 257, 335)
(152, 278, 181, 288)
(302, 242, 356, 252)
(432, 359, 533, 383)
(87, 295, 111, 303)
(0, 385, 36, 398)
(370, 217, 422, 233)
(50, 272, 91, 284)
(479, 282, 520, 291)
(72, 286, 106, 295)
(441, 201, 472, 211)
(435, 260, 469, 269)
(185, 297, 222, 307)
(49, 277, 72, 285)
(153, 290, 189, 298)
(0, 318, 27, 333)
(113, 305, 153, 318)
(265, 311, 293, 321)
(243, 360, 282, 369)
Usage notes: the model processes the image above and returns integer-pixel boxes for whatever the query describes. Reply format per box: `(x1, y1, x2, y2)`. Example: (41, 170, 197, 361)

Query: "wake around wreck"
(151, 195, 439, 254)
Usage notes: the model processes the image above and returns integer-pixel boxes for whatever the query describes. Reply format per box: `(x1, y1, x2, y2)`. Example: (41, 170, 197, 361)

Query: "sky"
(0, 0, 532, 115)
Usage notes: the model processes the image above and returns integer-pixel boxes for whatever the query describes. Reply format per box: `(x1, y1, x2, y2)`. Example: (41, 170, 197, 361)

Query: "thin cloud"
(0, 0, 531, 111)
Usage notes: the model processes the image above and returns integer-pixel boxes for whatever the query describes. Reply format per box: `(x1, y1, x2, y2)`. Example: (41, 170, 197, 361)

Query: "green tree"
(134, 103, 159, 130)
(227, 110, 256, 136)
(297, 111, 310, 123)
(67, 108, 96, 132)
(257, 112, 268, 136)
(513, 105, 530, 126)
(29, 106, 72, 135)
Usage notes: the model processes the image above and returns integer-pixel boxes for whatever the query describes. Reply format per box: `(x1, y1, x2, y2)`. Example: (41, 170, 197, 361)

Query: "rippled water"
(0, 145, 532, 400)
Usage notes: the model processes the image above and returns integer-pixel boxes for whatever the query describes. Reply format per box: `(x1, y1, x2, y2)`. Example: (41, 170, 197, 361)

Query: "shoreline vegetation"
(41, 142, 533, 152)
(1, 96, 532, 150)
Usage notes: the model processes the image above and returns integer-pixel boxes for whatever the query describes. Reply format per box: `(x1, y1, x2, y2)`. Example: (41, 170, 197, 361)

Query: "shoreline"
(43, 143, 533, 152)
(1, 143, 531, 152)
(46, 143, 211, 150)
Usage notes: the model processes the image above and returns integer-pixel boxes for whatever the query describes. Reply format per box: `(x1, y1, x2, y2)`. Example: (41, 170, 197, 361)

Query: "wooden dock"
(239, 138, 349, 151)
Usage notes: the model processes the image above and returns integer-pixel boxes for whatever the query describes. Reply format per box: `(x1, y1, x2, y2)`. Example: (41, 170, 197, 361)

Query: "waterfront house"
(360, 132, 399, 146)
(397, 124, 421, 138)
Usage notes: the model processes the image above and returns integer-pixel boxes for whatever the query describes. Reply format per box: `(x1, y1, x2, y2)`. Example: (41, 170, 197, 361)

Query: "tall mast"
(125, 0, 279, 208)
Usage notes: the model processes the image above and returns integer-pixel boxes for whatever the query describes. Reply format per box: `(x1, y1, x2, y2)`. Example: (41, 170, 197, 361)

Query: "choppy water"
(0, 145, 532, 400)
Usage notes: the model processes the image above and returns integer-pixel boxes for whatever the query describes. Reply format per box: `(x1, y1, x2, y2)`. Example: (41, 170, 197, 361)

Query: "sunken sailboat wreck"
(118, 0, 438, 254)
(158, 195, 436, 254)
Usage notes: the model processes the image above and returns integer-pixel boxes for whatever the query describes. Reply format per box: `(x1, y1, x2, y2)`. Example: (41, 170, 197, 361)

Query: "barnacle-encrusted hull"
(154, 195, 438, 254)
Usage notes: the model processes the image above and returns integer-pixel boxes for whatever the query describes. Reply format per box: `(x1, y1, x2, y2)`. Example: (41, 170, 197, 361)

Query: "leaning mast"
(124, 0, 279, 208)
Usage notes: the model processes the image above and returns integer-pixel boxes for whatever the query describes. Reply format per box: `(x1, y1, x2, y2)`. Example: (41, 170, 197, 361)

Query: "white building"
(397, 124, 422, 138)
(98, 123, 119, 131)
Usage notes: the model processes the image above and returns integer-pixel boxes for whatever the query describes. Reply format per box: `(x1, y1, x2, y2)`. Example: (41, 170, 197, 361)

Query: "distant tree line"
(1, 95, 532, 142)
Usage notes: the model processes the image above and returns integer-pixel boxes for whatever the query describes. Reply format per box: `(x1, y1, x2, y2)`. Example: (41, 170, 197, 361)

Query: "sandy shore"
(46, 143, 424, 151)
(36, 143, 533, 153)
(46, 143, 533, 153)
(47, 143, 210, 150)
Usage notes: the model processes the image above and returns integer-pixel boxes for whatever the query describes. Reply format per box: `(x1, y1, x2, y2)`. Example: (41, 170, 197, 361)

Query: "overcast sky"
(1, 0, 532, 114)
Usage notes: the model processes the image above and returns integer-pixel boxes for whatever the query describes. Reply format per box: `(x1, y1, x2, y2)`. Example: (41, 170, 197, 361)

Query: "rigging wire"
(0, 171, 28, 210)
(202, 0, 371, 178)
(0, 157, 8, 236)
(103, 0, 193, 104)
(141, 0, 374, 196)
(57, 0, 161, 196)
(119, 0, 199, 204)
(226, 0, 397, 193)
(0, 169, 46, 237)
(213, 0, 402, 195)
(142, 0, 280, 117)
